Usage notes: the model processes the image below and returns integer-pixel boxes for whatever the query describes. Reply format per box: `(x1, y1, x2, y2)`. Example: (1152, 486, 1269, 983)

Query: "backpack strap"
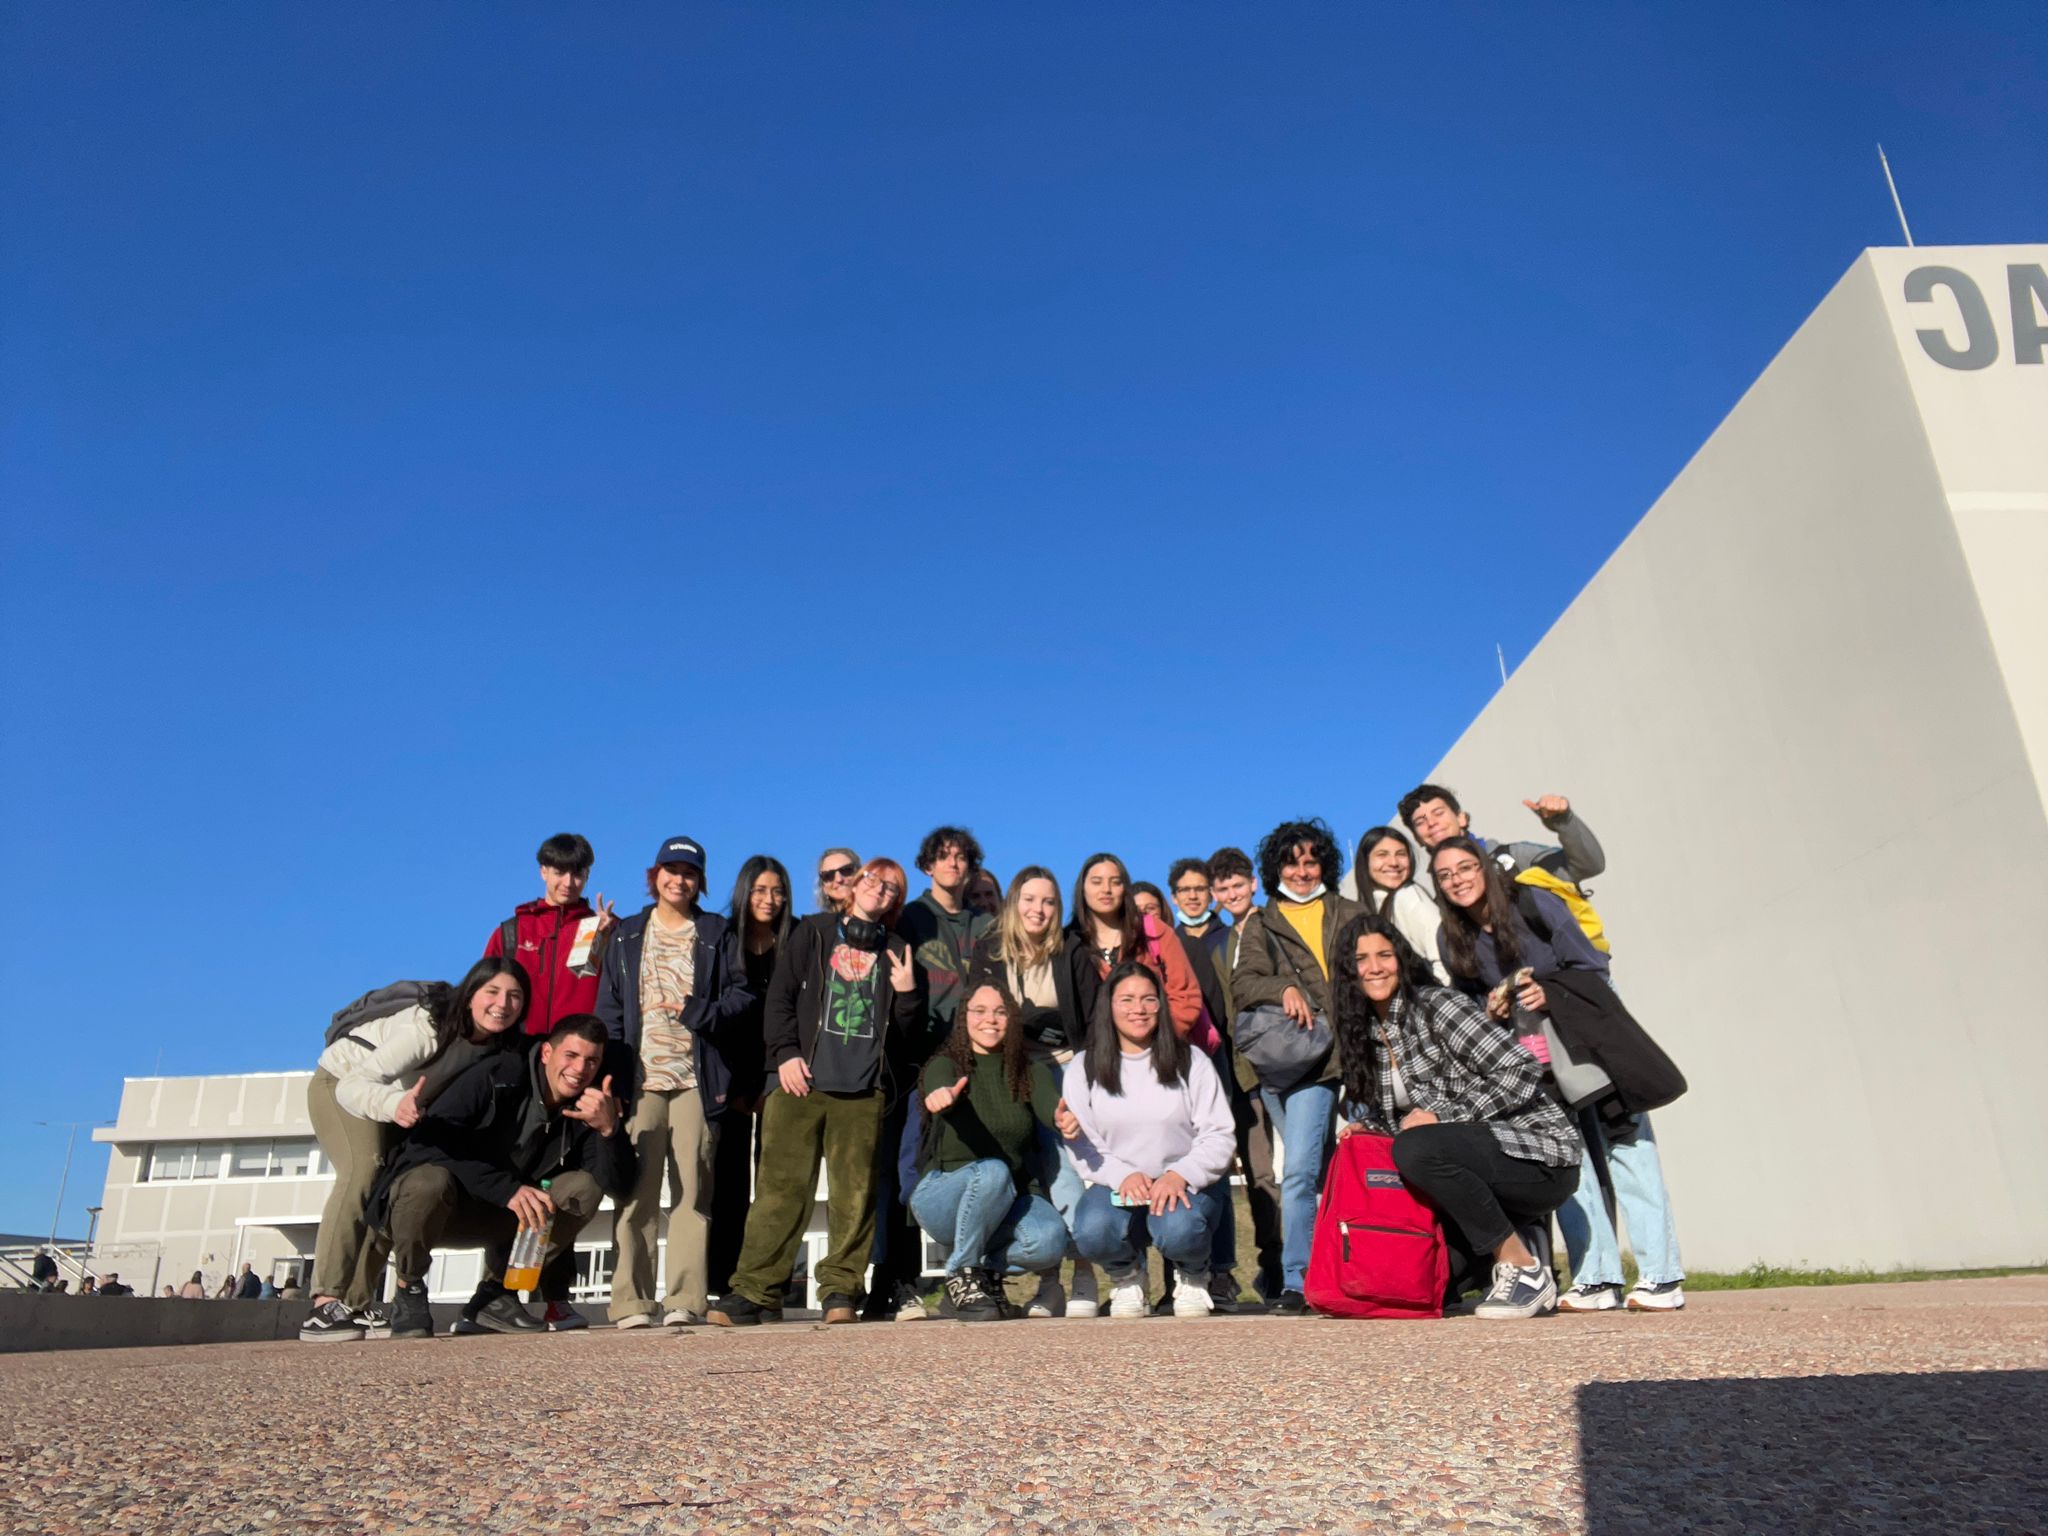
(499, 916, 519, 958)
(1510, 882, 1555, 947)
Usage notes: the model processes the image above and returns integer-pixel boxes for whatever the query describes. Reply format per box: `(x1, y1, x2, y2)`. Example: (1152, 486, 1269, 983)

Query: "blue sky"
(3, 2, 2042, 1239)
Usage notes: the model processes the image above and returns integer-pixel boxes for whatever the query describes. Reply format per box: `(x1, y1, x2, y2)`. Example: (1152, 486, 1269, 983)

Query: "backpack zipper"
(1338, 1220, 1428, 1262)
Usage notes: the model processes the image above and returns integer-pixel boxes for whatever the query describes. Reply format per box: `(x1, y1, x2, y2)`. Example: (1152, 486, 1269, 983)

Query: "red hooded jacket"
(483, 897, 608, 1035)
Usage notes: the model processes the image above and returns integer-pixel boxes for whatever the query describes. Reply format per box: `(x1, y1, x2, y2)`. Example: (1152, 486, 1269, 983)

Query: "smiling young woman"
(1058, 963, 1237, 1320)
(1329, 913, 1581, 1319)
(711, 858, 926, 1329)
(300, 956, 533, 1342)
(907, 979, 1068, 1321)
(1428, 835, 1687, 1315)
(595, 836, 755, 1331)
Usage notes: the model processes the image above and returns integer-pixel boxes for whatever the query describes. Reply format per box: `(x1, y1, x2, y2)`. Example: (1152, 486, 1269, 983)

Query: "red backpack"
(1304, 1131, 1448, 1319)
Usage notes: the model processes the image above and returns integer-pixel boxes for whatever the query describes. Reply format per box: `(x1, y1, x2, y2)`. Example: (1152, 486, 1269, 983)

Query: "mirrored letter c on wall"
(1903, 266, 1998, 370)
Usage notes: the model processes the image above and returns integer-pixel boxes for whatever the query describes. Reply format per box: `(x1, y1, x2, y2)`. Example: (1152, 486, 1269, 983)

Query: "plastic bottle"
(503, 1178, 552, 1293)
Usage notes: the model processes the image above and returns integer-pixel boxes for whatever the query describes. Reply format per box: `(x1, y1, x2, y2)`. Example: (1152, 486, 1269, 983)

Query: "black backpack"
(325, 980, 451, 1048)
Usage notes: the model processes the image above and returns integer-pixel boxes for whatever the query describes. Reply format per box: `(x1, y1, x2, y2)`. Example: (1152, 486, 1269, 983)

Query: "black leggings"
(1391, 1121, 1578, 1283)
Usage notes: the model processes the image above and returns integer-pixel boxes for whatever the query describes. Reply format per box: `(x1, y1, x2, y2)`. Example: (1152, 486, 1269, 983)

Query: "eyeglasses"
(819, 863, 858, 883)
(963, 1005, 1008, 1021)
(856, 871, 901, 897)
(1113, 995, 1162, 1011)
(1171, 883, 1209, 896)
(1435, 861, 1484, 881)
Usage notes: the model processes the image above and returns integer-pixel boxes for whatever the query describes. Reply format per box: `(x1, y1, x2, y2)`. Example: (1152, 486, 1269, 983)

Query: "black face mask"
(839, 915, 888, 953)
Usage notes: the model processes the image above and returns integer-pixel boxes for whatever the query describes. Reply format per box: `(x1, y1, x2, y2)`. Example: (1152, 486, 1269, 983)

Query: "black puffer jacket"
(366, 1047, 635, 1231)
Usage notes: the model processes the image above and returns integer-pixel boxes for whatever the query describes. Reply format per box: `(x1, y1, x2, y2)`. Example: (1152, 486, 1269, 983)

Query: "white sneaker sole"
(1626, 1292, 1686, 1311)
(1065, 1300, 1099, 1318)
(612, 1313, 654, 1330)
(1557, 1291, 1621, 1313)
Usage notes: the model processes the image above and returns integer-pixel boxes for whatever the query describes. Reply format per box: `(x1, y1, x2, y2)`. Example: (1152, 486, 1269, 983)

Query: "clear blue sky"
(3, 3, 2042, 1239)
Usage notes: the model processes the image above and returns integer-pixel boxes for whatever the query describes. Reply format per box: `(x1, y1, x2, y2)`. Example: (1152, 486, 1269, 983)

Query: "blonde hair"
(997, 865, 1066, 970)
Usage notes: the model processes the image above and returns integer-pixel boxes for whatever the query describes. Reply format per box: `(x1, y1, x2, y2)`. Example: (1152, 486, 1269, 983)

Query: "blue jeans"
(909, 1160, 1068, 1275)
(1260, 1080, 1336, 1294)
(1033, 1123, 1086, 1263)
(1556, 1111, 1684, 1286)
(1071, 1180, 1226, 1277)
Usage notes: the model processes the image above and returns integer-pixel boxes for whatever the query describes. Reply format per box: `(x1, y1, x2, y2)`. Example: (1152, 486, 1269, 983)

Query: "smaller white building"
(92, 1071, 883, 1306)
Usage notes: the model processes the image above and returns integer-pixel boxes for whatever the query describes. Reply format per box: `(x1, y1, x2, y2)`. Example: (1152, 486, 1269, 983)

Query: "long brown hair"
(934, 977, 1033, 1103)
(1066, 853, 1144, 969)
(1428, 835, 1525, 982)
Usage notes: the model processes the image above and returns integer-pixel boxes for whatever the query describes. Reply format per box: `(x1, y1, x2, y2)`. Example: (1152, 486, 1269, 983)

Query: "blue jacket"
(594, 906, 754, 1122)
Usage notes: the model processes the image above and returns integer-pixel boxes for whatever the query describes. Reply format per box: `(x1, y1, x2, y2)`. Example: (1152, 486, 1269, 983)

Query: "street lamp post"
(36, 1121, 90, 1246)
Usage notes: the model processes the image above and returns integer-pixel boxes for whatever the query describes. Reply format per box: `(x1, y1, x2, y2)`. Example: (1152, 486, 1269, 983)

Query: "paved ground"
(4, 1277, 2043, 1535)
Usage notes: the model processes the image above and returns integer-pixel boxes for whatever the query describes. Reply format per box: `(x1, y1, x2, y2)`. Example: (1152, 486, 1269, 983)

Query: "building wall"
(1423, 246, 2048, 1272)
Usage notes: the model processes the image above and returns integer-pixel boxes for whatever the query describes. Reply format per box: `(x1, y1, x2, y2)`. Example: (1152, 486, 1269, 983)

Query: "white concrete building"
(91, 1069, 887, 1305)
(1423, 244, 2048, 1272)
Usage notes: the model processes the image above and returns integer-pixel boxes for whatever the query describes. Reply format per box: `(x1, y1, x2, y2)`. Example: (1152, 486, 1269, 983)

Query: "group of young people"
(297, 790, 1686, 1342)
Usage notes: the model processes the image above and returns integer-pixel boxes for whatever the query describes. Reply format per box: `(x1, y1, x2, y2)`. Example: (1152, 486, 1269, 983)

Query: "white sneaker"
(1626, 1280, 1686, 1312)
(612, 1311, 654, 1330)
(1025, 1273, 1066, 1319)
(661, 1309, 705, 1327)
(1067, 1266, 1101, 1319)
(1107, 1274, 1148, 1320)
(1557, 1281, 1623, 1313)
(1171, 1270, 1215, 1318)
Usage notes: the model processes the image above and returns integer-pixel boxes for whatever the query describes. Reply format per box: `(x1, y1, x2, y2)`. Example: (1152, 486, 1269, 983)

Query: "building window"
(231, 1142, 274, 1179)
(144, 1139, 322, 1181)
(147, 1143, 199, 1181)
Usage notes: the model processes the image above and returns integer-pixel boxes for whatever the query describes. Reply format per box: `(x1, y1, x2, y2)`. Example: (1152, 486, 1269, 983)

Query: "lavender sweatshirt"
(1061, 1047, 1236, 1192)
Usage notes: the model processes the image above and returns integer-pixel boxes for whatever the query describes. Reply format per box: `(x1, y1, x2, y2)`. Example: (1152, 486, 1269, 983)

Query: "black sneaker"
(940, 1270, 1003, 1323)
(388, 1279, 433, 1339)
(1475, 1262, 1557, 1320)
(887, 1280, 928, 1322)
(473, 1291, 544, 1333)
(1272, 1289, 1311, 1317)
(1208, 1272, 1242, 1315)
(707, 1293, 765, 1328)
(350, 1304, 392, 1337)
(982, 1269, 1024, 1320)
(298, 1299, 365, 1343)
(821, 1292, 859, 1325)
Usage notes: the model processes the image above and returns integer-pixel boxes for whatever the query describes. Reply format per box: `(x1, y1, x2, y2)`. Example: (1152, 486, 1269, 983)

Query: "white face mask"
(1280, 882, 1327, 904)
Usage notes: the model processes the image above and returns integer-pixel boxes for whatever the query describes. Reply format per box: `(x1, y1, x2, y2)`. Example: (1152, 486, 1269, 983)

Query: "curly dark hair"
(933, 974, 1032, 1103)
(1254, 818, 1344, 900)
(916, 825, 984, 875)
(1329, 913, 1443, 1108)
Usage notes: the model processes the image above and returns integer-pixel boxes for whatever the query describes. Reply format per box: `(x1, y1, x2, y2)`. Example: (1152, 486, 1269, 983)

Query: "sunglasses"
(819, 863, 859, 883)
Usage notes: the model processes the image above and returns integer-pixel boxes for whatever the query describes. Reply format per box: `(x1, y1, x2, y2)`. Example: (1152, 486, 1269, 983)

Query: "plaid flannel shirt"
(1344, 986, 1581, 1168)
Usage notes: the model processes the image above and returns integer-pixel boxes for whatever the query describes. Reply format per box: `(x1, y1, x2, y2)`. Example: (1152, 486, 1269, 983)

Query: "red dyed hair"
(858, 856, 908, 927)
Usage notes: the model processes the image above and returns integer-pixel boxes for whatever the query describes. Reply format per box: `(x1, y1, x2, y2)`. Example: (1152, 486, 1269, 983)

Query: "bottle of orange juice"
(503, 1179, 553, 1293)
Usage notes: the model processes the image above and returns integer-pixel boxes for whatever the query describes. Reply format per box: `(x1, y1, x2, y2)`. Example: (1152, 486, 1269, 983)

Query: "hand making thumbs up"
(392, 1075, 427, 1129)
(924, 1074, 971, 1115)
